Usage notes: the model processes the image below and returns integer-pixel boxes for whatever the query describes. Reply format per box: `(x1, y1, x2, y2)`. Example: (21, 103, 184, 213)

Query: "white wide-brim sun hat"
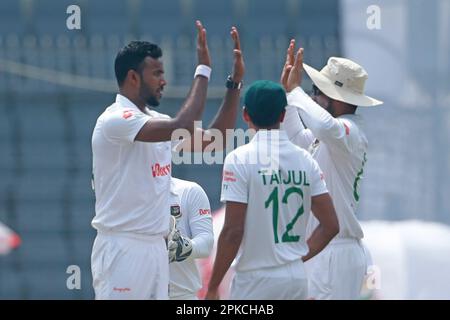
(303, 57, 383, 107)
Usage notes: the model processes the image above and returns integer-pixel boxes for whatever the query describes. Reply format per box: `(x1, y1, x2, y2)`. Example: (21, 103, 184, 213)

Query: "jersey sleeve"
(287, 86, 359, 153)
(184, 183, 214, 259)
(220, 152, 248, 204)
(308, 154, 328, 196)
(281, 105, 315, 149)
(102, 109, 150, 143)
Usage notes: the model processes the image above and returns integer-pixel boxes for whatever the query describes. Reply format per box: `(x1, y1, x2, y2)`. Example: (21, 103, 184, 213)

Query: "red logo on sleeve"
(223, 170, 236, 182)
(123, 110, 134, 119)
(343, 122, 350, 135)
(199, 209, 211, 216)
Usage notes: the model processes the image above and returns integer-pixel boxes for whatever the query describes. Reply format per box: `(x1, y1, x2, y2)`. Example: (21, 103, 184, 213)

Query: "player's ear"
(242, 107, 250, 123)
(127, 69, 140, 87)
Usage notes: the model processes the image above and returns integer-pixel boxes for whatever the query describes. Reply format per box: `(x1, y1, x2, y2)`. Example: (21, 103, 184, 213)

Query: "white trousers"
(230, 259, 308, 300)
(305, 238, 368, 300)
(91, 231, 169, 300)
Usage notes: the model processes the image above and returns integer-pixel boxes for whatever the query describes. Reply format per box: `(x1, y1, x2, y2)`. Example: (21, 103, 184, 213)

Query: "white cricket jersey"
(168, 178, 213, 299)
(282, 87, 369, 239)
(220, 130, 328, 273)
(91, 94, 172, 236)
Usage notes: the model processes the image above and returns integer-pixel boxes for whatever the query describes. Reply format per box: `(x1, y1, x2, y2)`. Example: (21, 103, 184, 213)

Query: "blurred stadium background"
(0, 0, 448, 299)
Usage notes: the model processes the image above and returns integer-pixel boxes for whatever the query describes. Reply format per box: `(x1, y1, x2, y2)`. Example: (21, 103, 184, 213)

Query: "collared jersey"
(91, 94, 172, 236)
(282, 87, 369, 239)
(220, 130, 327, 272)
(168, 178, 213, 299)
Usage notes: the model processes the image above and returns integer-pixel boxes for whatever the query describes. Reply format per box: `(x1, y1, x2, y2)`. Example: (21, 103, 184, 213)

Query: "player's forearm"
(288, 86, 341, 141)
(208, 226, 242, 291)
(190, 232, 214, 259)
(174, 75, 209, 133)
(302, 224, 339, 262)
(207, 88, 240, 140)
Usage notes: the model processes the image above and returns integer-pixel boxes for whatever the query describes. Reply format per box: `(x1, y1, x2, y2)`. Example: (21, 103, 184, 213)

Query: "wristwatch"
(226, 75, 243, 90)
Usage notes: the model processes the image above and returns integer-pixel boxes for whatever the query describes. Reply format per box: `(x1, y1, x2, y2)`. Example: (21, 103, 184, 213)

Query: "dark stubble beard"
(138, 74, 160, 107)
(139, 85, 160, 107)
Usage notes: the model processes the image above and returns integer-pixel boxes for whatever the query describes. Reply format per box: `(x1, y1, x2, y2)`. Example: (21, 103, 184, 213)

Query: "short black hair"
(114, 41, 162, 86)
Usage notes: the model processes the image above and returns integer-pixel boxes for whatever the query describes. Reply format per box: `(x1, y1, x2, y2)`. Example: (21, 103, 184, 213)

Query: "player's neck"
(119, 90, 146, 111)
(255, 124, 280, 131)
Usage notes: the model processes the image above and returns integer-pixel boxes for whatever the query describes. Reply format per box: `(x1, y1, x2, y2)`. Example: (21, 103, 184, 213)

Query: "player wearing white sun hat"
(280, 40, 383, 299)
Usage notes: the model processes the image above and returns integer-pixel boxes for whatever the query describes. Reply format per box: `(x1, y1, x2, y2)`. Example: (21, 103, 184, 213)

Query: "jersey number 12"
(265, 186, 304, 244)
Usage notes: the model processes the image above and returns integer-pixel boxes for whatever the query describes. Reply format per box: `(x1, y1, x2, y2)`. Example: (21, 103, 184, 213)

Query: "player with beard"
(90, 21, 244, 299)
(280, 40, 383, 299)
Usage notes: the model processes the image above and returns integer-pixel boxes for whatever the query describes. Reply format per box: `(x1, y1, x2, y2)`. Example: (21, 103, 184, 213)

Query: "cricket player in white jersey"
(91, 22, 244, 299)
(205, 80, 339, 300)
(280, 40, 383, 299)
(167, 178, 213, 300)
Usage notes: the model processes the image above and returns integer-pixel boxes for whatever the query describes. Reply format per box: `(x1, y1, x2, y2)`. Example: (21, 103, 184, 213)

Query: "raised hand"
(280, 39, 304, 92)
(286, 42, 304, 92)
(196, 20, 211, 67)
(230, 26, 244, 83)
(280, 39, 295, 90)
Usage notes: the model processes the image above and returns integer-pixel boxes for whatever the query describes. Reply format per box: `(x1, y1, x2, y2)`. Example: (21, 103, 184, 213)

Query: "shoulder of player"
(100, 103, 146, 122)
(337, 115, 369, 153)
(176, 180, 210, 217)
(147, 109, 171, 120)
(172, 178, 206, 198)
(224, 143, 253, 163)
(337, 115, 364, 137)
(285, 142, 320, 169)
(286, 140, 311, 157)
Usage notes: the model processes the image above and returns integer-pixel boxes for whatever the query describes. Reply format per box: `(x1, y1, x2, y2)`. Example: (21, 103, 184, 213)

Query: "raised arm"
(207, 27, 244, 136)
(177, 26, 245, 152)
(135, 20, 211, 142)
(280, 39, 315, 149)
(283, 42, 350, 148)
